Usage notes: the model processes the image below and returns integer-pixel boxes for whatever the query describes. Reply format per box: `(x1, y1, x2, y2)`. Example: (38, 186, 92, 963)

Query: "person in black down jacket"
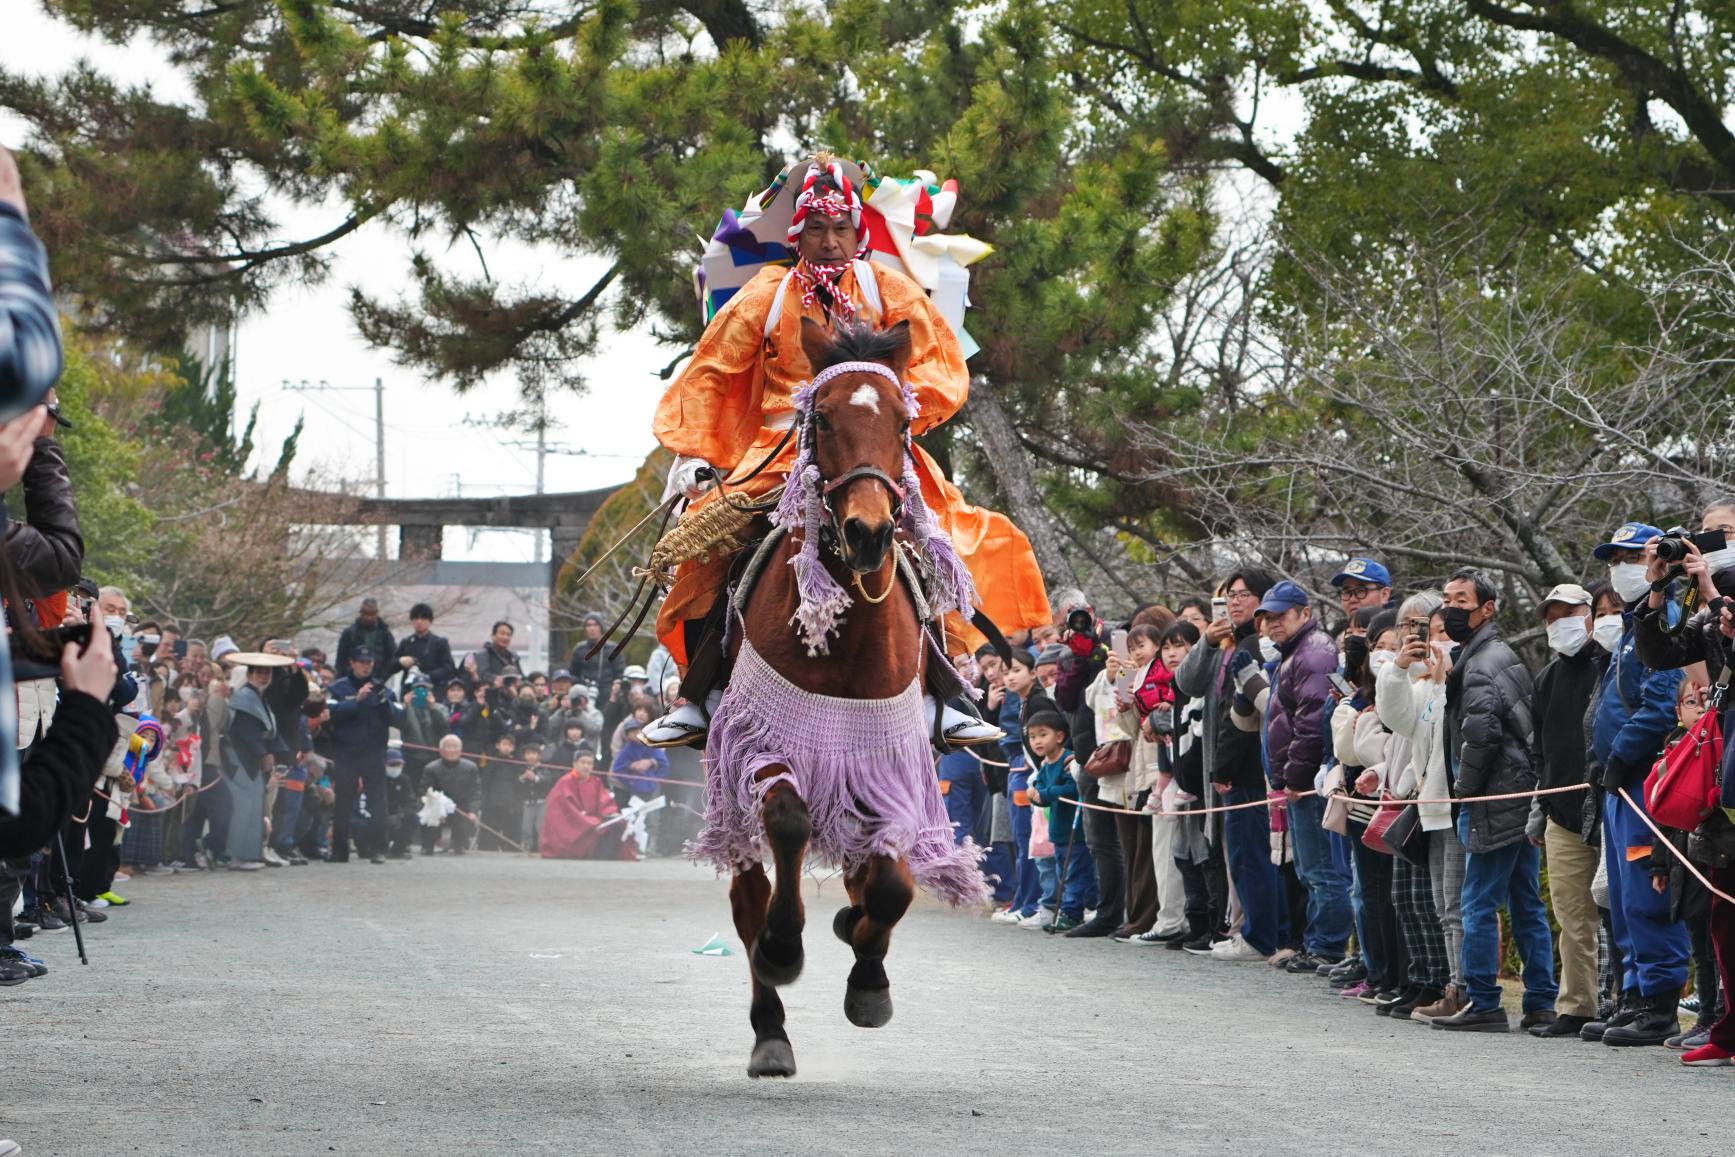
(1433, 567, 1554, 1034)
(1523, 582, 1605, 1038)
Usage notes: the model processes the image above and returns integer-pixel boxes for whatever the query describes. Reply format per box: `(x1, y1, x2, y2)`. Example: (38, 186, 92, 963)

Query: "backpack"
(1646, 670, 1728, 832)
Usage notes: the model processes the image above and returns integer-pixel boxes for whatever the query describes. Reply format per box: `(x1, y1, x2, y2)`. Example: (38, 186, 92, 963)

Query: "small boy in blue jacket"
(1025, 709, 1096, 932)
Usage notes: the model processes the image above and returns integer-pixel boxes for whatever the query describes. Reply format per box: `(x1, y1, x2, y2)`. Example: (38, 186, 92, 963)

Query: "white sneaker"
(227, 860, 265, 872)
(85, 897, 110, 909)
(925, 696, 1005, 746)
(1210, 934, 1269, 962)
(261, 848, 289, 868)
(1017, 908, 1056, 929)
(989, 907, 1023, 925)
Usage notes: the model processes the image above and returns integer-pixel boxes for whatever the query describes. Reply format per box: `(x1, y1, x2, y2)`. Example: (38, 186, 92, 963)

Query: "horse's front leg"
(749, 773, 810, 988)
(834, 854, 914, 1028)
(730, 865, 794, 1078)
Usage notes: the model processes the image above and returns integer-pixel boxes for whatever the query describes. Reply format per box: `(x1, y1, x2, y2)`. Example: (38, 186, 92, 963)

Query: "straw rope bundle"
(648, 484, 785, 580)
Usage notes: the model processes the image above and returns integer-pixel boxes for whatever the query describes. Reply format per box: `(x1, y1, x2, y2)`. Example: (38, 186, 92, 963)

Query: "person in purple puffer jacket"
(1261, 580, 1354, 972)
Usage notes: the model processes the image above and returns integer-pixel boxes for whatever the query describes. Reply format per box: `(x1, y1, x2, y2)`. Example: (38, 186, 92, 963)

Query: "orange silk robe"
(653, 263, 1050, 665)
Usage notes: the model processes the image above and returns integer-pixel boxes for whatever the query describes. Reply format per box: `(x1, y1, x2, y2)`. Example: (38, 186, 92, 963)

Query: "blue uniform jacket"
(1591, 617, 1682, 780)
(326, 675, 404, 763)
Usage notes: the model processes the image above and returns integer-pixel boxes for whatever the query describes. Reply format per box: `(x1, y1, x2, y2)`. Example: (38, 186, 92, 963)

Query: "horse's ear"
(798, 317, 831, 376)
(883, 320, 913, 380)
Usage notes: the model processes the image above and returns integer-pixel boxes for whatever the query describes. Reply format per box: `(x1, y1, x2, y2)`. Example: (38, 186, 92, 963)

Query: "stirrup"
(927, 695, 1004, 752)
(942, 714, 1007, 748)
(644, 704, 708, 749)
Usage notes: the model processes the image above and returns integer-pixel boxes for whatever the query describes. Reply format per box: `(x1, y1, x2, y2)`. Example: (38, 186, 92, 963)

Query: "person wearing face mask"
(1522, 583, 1604, 1037)
(1428, 568, 1554, 1034)
(1640, 498, 1735, 622)
(1585, 521, 1691, 1045)
(1627, 499, 1735, 1064)
(382, 746, 421, 859)
(400, 673, 449, 766)
(1174, 570, 1282, 961)
(1376, 593, 1464, 1019)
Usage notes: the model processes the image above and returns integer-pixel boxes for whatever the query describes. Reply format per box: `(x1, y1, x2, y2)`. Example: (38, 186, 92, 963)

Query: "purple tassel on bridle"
(772, 362, 978, 655)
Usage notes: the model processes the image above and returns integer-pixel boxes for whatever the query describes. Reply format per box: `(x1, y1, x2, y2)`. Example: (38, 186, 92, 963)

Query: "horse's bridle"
(800, 361, 911, 548)
(820, 465, 906, 528)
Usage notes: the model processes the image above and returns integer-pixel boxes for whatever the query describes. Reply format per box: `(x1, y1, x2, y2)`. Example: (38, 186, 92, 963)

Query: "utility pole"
(283, 377, 390, 559)
(373, 376, 386, 561)
(533, 401, 547, 564)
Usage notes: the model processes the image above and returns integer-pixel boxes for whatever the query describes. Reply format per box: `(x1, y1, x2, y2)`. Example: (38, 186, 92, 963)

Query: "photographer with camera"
(1583, 521, 1690, 1046)
(1630, 498, 1735, 1064)
(325, 645, 405, 864)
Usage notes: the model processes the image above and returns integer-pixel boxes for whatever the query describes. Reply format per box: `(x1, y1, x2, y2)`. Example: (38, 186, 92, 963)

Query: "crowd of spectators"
(943, 532, 1735, 1067)
(1, 591, 707, 984)
(5, 137, 1732, 1123)
(0, 147, 702, 1013)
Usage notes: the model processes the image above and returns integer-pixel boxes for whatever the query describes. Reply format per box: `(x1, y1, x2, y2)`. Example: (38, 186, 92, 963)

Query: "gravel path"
(1, 853, 1721, 1155)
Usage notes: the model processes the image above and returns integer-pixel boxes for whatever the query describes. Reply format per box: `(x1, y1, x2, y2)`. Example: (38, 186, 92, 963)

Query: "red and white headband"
(786, 161, 868, 250)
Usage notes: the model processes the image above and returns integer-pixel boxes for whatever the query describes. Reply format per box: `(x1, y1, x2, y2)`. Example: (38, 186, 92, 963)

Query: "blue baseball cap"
(1330, 558, 1391, 589)
(1257, 580, 1310, 615)
(1592, 522, 1663, 561)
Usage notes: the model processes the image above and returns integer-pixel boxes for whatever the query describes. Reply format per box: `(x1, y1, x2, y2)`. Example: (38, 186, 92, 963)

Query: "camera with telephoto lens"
(1655, 527, 1727, 564)
(1066, 608, 1094, 635)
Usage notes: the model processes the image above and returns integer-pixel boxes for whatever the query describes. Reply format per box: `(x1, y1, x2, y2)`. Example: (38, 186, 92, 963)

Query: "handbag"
(1382, 803, 1427, 865)
(1082, 738, 1132, 779)
(1362, 791, 1425, 863)
(1645, 701, 1723, 832)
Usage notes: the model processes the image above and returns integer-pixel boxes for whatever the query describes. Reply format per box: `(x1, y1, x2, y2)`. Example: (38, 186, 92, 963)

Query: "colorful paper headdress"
(694, 155, 993, 357)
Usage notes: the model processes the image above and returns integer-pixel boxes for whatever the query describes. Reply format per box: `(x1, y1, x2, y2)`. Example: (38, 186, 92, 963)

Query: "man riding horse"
(645, 156, 1051, 748)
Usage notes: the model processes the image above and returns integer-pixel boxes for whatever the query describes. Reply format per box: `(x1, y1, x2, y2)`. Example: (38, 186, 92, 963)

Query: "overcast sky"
(4, 6, 669, 562)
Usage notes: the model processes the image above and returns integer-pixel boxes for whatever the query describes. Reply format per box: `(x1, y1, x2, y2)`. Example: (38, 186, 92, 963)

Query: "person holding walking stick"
(1025, 711, 1093, 933)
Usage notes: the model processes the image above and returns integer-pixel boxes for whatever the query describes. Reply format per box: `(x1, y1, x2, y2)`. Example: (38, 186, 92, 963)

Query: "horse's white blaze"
(849, 383, 881, 414)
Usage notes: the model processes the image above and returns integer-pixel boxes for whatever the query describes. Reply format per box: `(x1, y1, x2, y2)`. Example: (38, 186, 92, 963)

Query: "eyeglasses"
(1339, 585, 1381, 598)
(1225, 589, 1258, 601)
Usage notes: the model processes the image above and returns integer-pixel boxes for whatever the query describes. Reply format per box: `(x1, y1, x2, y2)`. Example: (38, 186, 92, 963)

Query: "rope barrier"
(92, 769, 229, 816)
(395, 739, 708, 791)
(1617, 786, 1735, 905)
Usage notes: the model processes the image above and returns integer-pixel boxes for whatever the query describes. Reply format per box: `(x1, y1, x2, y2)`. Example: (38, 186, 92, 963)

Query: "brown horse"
(699, 316, 974, 1079)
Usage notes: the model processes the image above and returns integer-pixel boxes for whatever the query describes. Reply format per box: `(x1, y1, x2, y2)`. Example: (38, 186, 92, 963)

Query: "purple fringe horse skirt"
(690, 640, 988, 908)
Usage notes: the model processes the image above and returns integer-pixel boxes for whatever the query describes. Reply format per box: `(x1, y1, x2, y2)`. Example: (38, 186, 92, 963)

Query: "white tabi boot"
(926, 695, 1005, 747)
(644, 691, 723, 748)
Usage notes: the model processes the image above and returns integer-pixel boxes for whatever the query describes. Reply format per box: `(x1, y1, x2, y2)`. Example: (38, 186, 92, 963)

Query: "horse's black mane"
(812, 320, 908, 371)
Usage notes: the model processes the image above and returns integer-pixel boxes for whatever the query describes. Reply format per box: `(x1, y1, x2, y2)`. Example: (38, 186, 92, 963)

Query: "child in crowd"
(479, 731, 521, 850)
(1652, 679, 1725, 1054)
(995, 649, 1048, 926)
(517, 739, 550, 851)
(1026, 711, 1095, 932)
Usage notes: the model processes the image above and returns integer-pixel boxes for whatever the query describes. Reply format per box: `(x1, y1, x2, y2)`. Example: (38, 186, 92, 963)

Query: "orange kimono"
(654, 262, 1050, 665)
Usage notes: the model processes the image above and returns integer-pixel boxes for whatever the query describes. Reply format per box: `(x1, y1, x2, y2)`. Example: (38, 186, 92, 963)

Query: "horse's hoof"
(832, 904, 862, 945)
(844, 983, 894, 1028)
(750, 931, 805, 987)
(747, 1039, 797, 1079)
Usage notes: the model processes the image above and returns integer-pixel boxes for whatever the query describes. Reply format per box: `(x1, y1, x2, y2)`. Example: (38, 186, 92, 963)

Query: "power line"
(284, 377, 387, 559)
